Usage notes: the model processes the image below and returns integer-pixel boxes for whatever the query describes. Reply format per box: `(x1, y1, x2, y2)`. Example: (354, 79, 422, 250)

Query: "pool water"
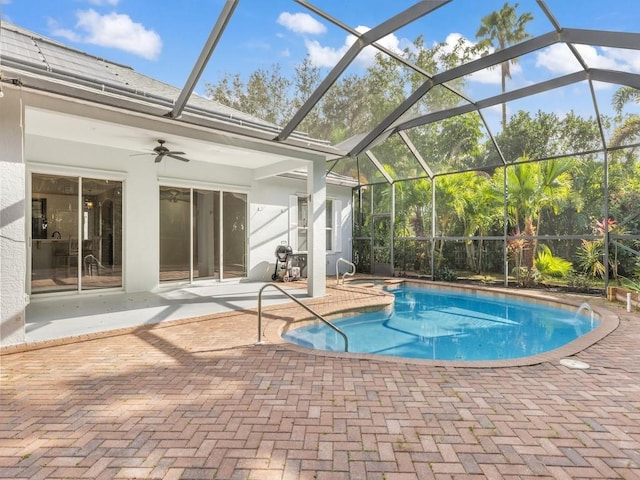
(283, 284, 599, 361)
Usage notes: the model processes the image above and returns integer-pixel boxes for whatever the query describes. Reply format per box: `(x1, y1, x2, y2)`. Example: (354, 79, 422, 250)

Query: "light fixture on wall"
(84, 198, 94, 209)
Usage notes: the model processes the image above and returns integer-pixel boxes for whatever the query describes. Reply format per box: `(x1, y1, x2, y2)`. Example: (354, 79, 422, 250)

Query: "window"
(160, 186, 247, 282)
(30, 173, 123, 293)
(289, 195, 341, 252)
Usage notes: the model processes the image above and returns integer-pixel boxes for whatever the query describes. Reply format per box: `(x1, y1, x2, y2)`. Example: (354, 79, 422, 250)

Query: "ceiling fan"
(137, 140, 191, 163)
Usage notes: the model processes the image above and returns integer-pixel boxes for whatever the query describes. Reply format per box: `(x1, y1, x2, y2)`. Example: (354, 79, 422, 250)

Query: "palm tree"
(498, 158, 573, 284)
(610, 86, 640, 147)
(612, 86, 640, 114)
(476, 3, 534, 129)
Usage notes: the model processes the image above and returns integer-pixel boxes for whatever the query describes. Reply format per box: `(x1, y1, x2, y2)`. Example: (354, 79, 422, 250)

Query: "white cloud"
(435, 32, 523, 85)
(536, 43, 640, 75)
(277, 12, 326, 35)
(51, 9, 162, 60)
(304, 38, 346, 68)
(601, 46, 640, 73)
(305, 25, 403, 69)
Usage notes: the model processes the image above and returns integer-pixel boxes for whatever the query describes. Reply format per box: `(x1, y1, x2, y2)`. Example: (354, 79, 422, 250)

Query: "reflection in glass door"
(31, 173, 122, 293)
(222, 192, 247, 279)
(159, 187, 191, 282)
(193, 189, 220, 280)
(82, 178, 124, 290)
(159, 186, 246, 283)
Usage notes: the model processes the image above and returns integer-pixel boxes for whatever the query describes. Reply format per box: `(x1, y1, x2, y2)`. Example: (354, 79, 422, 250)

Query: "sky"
(1, 0, 639, 132)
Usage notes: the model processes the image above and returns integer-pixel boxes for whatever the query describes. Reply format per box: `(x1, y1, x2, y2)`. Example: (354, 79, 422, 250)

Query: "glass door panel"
(82, 178, 123, 290)
(193, 189, 220, 280)
(222, 192, 247, 279)
(31, 174, 79, 293)
(159, 186, 191, 282)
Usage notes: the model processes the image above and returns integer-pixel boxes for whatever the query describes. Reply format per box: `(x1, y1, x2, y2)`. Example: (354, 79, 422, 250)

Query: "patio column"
(0, 87, 27, 346)
(306, 158, 326, 298)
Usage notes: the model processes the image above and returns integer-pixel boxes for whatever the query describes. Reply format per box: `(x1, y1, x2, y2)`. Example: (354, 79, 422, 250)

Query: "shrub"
(566, 272, 594, 292)
(433, 266, 457, 282)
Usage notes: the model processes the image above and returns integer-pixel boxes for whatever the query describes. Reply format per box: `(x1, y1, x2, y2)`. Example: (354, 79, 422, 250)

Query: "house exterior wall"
(0, 90, 27, 346)
(26, 138, 352, 292)
(0, 95, 352, 346)
(0, 81, 354, 347)
(249, 176, 353, 282)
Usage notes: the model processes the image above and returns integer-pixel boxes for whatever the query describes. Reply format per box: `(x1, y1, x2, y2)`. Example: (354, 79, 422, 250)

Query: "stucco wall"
(0, 90, 26, 346)
(249, 175, 353, 281)
(24, 135, 352, 293)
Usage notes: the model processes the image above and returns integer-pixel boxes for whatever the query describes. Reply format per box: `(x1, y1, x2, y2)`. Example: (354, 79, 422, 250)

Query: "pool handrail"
(576, 302, 595, 325)
(336, 257, 356, 285)
(257, 283, 349, 352)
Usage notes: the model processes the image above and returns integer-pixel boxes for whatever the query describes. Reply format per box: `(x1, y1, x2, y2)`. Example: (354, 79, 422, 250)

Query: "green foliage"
(202, 5, 640, 291)
(609, 116, 640, 148)
(612, 86, 640, 115)
(206, 64, 293, 126)
(622, 276, 640, 292)
(476, 2, 534, 127)
(533, 244, 573, 280)
(565, 272, 595, 292)
(433, 266, 458, 282)
(577, 239, 606, 278)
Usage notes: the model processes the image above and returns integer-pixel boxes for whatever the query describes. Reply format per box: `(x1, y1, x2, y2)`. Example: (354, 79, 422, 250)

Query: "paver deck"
(1, 281, 639, 479)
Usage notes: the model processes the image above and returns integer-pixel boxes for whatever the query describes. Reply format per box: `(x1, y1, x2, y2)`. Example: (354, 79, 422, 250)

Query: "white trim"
(158, 176, 249, 193)
(333, 199, 342, 253)
(291, 195, 341, 253)
(288, 195, 298, 251)
(189, 189, 194, 283)
(158, 186, 249, 283)
(28, 162, 127, 180)
(27, 170, 126, 295)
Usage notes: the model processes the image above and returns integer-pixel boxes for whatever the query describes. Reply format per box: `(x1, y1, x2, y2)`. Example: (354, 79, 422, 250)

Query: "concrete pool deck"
(1, 279, 639, 479)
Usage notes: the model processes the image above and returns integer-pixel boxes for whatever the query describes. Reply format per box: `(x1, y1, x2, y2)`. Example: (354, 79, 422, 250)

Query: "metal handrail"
(335, 257, 356, 285)
(576, 302, 595, 325)
(257, 283, 349, 352)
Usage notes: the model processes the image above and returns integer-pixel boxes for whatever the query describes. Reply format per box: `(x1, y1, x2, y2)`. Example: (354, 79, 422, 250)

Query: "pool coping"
(265, 279, 621, 368)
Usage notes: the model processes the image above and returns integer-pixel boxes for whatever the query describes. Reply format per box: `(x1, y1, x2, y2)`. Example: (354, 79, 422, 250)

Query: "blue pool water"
(283, 284, 599, 361)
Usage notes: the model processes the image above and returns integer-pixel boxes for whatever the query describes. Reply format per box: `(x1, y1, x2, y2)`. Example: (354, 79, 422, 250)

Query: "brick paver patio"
(1, 282, 639, 479)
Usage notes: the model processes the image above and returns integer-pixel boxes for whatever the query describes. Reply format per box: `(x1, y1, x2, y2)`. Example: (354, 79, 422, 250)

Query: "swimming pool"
(282, 284, 600, 361)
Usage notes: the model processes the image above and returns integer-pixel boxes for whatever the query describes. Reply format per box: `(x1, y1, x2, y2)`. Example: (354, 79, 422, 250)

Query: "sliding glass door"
(159, 186, 246, 282)
(31, 173, 123, 294)
(193, 189, 220, 280)
(222, 192, 247, 279)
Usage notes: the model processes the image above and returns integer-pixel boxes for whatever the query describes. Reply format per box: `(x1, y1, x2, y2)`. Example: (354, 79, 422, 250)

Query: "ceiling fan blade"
(167, 153, 191, 162)
(166, 151, 186, 155)
(155, 154, 165, 163)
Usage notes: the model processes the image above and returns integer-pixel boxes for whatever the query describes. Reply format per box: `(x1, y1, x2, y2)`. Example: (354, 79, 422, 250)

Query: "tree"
(433, 172, 501, 272)
(495, 158, 573, 284)
(205, 64, 293, 126)
(612, 86, 640, 115)
(609, 86, 640, 148)
(476, 3, 534, 129)
(293, 57, 323, 138)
